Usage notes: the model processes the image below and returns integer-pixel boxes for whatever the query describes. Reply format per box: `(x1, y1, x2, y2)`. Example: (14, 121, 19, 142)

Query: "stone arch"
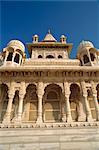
(7, 52, 13, 61)
(46, 55, 54, 59)
(0, 83, 9, 122)
(58, 55, 63, 58)
(43, 84, 63, 122)
(23, 84, 38, 122)
(38, 55, 43, 58)
(44, 83, 63, 92)
(69, 83, 81, 121)
(14, 53, 20, 63)
(90, 53, 95, 61)
(83, 54, 89, 64)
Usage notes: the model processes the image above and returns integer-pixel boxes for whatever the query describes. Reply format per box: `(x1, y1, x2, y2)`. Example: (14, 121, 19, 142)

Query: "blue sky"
(1, 1, 99, 58)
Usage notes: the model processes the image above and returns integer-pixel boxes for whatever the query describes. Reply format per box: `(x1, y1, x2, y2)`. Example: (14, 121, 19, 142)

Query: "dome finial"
(48, 29, 51, 34)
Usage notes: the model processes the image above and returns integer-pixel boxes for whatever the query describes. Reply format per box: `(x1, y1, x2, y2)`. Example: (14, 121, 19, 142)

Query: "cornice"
(27, 42, 73, 54)
(0, 65, 99, 72)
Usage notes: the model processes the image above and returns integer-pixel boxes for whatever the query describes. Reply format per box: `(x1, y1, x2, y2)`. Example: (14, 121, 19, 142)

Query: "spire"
(43, 30, 57, 42)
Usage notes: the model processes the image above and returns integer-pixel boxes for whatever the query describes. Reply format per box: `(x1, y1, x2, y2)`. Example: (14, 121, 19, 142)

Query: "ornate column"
(4, 51, 9, 64)
(19, 54, 22, 64)
(91, 81, 99, 121)
(12, 52, 16, 62)
(87, 49, 93, 65)
(17, 82, 26, 122)
(3, 90, 15, 124)
(64, 81, 72, 122)
(36, 81, 44, 124)
(81, 81, 93, 122)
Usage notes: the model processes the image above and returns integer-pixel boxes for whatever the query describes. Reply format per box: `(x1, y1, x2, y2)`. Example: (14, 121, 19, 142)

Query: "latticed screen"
(29, 102, 37, 121)
(88, 97, 96, 120)
(29, 111, 37, 121)
(45, 110, 59, 121)
(44, 101, 60, 122)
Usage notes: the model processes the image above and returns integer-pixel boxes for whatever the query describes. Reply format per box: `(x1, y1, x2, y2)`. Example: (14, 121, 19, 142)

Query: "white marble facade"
(0, 31, 99, 127)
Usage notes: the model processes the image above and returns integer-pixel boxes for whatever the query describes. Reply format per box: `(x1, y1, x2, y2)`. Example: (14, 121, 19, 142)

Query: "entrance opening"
(70, 84, 80, 121)
(23, 84, 38, 122)
(43, 84, 62, 122)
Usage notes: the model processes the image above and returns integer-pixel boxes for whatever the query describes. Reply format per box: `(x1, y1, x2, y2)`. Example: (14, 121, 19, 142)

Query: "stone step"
(0, 127, 99, 150)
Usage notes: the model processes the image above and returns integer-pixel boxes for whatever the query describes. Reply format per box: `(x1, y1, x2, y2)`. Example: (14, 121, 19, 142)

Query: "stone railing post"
(36, 81, 44, 124)
(64, 81, 72, 122)
(81, 81, 93, 122)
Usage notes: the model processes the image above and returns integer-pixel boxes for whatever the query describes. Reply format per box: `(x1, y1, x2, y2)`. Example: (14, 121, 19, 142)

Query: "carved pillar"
(17, 82, 26, 122)
(19, 54, 22, 64)
(64, 81, 72, 122)
(91, 81, 99, 121)
(12, 52, 16, 62)
(87, 49, 93, 65)
(4, 51, 9, 64)
(36, 81, 44, 124)
(81, 81, 93, 122)
(3, 92, 15, 124)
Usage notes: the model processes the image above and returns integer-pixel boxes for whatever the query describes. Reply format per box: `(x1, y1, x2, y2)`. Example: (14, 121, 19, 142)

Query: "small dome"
(78, 40, 94, 51)
(7, 40, 25, 52)
(33, 34, 38, 37)
(61, 35, 66, 38)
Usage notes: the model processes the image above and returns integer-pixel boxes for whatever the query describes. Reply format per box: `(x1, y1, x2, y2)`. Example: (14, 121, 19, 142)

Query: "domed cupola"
(77, 40, 98, 66)
(2, 40, 26, 66)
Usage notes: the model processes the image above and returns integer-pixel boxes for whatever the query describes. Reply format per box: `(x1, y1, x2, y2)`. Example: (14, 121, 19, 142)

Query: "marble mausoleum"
(0, 31, 99, 150)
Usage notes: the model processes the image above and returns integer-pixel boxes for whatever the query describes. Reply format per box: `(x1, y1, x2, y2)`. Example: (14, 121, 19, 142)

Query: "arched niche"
(43, 84, 63, 122)
(38, 55, 43, 58)
(23, 84, 38, 122)
(14, 53, 20, 63)
(58, 55, 63, 59)
(46, 55, 54, 59)
(7, 52, 13, 61)
(90, 53, 95, 61)
(83, 55, 89, 64)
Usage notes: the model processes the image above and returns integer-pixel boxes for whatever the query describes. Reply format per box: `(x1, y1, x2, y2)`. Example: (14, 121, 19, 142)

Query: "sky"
(0, 0, 99, 58)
